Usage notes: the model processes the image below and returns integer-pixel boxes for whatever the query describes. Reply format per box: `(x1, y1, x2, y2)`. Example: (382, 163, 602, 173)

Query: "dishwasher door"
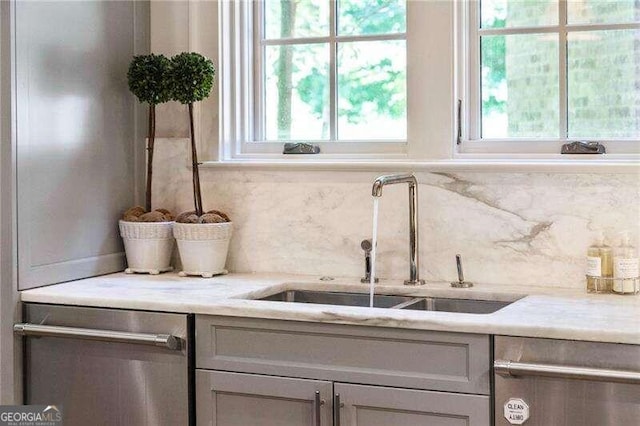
(494, 336, 640, 426)
(18, 303, 191, 426)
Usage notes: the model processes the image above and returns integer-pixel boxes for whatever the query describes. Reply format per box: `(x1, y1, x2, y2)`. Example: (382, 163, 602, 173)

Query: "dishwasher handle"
(14, 323, 182, 351)
(494, 359, 640, 385)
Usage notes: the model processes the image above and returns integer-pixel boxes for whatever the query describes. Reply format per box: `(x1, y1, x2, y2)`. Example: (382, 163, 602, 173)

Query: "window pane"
(568, 29, 640, 139)
(337, 41, 406, 140)
(481, 34, 559, 138)
(481, 0, 557, 29)
(337, 0, 406, 36)
(568, 0, 640, 25)
(264, 44, 330, 140)
(264, 0, 329, 39)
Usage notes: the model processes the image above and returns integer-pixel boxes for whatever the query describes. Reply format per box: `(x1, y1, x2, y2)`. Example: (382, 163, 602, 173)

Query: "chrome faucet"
(372, 173, 425, 285)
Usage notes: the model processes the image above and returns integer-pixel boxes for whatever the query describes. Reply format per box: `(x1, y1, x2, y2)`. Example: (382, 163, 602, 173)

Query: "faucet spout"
(371, 173, 425, 285)
(372, 173, 416, 197)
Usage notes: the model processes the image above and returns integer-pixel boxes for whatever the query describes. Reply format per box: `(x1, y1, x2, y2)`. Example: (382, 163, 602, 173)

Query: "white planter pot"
(173, 222, 233, 278)
(119, 220, 174, 275)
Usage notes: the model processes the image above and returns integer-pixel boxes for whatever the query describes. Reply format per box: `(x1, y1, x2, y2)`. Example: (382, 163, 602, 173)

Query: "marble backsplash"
(152, 139, 640, 289)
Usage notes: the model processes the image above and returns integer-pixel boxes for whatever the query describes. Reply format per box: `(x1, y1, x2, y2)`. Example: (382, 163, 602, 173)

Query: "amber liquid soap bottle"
(586, 233, 613, 293)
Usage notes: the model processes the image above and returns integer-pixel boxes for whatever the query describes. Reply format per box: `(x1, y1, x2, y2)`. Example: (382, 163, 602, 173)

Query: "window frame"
(219, 0, 446, 161)
(458, 0, 640, 156)
(217, 0, 639, 165)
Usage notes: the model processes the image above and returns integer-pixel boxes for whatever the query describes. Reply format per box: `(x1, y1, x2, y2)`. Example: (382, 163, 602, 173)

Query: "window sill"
(202, 156, 640, 174)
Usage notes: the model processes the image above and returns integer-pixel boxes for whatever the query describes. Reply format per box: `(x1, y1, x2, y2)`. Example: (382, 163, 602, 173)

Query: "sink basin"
(258, 290, 415, 308)
(399, 297, 510, 314)
(256, 289, 514, 313)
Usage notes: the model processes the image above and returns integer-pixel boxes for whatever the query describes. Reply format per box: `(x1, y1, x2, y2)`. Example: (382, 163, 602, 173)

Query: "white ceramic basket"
(119, 220, 174, 275)
(173, 221, 232, 278)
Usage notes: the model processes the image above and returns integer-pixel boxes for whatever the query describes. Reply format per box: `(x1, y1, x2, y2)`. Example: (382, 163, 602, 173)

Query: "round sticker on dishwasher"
(504, 398, 529, 425)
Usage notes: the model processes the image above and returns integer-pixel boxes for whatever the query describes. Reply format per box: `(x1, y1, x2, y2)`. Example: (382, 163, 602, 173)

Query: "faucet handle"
(360, 239, 378, 283)
(451, 254, 473, 288)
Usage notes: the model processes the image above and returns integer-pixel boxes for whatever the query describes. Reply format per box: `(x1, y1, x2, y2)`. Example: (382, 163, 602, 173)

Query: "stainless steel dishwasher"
(15, 303, 194, 426)
(494, 336, 640, 426)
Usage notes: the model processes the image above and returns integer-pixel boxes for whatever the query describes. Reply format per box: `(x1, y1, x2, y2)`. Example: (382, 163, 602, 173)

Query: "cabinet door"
(196, 370, 333, 426)
(335, 383, 490, 426)
(15, 0, 148, 289)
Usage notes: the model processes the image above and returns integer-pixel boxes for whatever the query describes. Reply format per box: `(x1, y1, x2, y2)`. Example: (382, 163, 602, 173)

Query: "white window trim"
(458, 0, 640, 156)
(219, 0, 451, 161)
(213, 0, 639, 170)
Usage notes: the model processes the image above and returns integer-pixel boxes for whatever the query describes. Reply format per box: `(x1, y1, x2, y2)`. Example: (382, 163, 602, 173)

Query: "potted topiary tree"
(119, 53, 176, 275)
(170, 52, 232, 278)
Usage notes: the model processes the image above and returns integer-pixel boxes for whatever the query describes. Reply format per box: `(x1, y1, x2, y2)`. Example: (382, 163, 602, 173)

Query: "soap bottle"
(599, 236, 614, 292)
(586, 233, 612, 293)
(613, 232, 639, 294)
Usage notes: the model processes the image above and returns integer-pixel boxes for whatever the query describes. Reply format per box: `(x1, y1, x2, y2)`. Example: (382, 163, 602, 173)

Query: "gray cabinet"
(196, 370, 333, 426)
(336, 383, 490, 426)
(195, 316, 492, 426)
(195, 371, 490, 426)
(14, 0, 148, 289)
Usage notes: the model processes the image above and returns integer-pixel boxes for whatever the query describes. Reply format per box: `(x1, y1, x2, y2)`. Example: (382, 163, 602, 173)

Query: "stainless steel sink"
(256, 289, 514, 313)
(398, 297, 510, 314)
(258, 290, 416, 308)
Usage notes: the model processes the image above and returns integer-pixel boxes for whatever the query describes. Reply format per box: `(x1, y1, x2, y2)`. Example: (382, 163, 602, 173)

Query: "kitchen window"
(218, 1, 639, 163)
(461, 0, 640, 155)
(257, 0, 406, 143)
(220, 0, 435, 160)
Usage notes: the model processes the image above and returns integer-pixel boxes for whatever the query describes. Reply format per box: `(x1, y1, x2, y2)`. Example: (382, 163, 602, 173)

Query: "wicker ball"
(206, 209, 231, 222)
(199, 213, 225, 223)
(176, 211, 199, 223)
(122, 206, 146, 221)
(155, 208, 174, 221)
(139, 211, 167, 222)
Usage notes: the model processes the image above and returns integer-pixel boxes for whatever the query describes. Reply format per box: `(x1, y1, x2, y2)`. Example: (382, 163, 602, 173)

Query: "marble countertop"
(19, 272, 640, 345)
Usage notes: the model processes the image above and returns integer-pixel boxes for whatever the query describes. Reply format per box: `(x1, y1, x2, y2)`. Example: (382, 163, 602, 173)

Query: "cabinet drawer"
(196, 316, 490, 394)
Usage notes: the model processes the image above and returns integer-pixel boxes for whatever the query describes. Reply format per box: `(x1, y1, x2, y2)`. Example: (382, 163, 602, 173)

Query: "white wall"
(150, 1, 219, 158)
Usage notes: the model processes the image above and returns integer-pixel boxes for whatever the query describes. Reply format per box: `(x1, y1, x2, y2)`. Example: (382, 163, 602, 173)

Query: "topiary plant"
(127, 53, 172, 217)
(170, 52, 219, 219)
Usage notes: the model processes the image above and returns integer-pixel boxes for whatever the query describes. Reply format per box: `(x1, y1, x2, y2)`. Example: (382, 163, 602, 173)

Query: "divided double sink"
(257, 289, 513, 314)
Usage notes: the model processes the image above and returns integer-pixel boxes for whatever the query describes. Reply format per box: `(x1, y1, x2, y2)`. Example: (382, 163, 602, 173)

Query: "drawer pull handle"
(333, 393, 340, 426)
(333, 393, 341, 426)
(314, 391, 323, 426)
(14, 323, 181, 350)
(494, 360, 640, 385)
